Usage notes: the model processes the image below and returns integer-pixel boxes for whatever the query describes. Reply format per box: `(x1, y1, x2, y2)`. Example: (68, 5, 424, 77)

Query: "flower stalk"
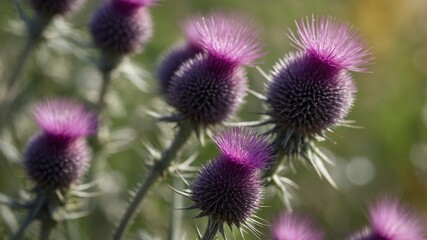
(113, 120, 193, 240)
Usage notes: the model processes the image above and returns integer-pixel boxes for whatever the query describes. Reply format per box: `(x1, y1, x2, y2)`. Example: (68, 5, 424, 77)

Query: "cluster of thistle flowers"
(7, 0, 427, 239)
(271, 197, 426, 240)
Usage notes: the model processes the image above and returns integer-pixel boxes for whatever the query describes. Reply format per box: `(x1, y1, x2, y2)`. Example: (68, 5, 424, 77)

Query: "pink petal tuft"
(271, 212, 325, 240)
(213, 127, 271, 170)
(32, 98, 98, 139)
(369, 197, 426, 240)
(288, 15, 372, 72)
(193, 12, 262, 66)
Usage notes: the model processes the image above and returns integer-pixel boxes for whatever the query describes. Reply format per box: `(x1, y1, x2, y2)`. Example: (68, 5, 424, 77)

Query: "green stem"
(112, 121, 193, 240)
(39, 218, 55, 240)
(167, 177, 184, 240)
(11, 195, 45, 240)
(201, 218, 220, 240)
(97, 70, 113, 114)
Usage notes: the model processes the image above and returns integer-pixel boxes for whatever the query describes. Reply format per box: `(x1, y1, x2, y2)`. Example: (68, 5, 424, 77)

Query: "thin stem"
(39, 218, 55, 240)
(11, 195, 45, 240)
(201, 218, 220, 240)
(0, 39, 35, 131)
(96, 70, 113, 114)
(112, 121, 193, 240)
(167, 177, 184, 240)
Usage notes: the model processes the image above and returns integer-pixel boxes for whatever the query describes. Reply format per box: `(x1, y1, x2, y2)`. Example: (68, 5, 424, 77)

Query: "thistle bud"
(89, 0, 154, 55)
(190, 128, 270, 228)
(24, 99, 97, 189)
(166, 13, 262, 125)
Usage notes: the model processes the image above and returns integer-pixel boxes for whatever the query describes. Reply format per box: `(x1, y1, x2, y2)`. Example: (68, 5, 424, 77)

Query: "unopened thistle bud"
(166, 13, 262, 126)
(24, 99, 97, 189)
(190, 128, 270, 230)
(30, 0, 84, 17)
(89, 0, 154, 56)
(348, 197, 426, 240)
(271, 212, 324, 240)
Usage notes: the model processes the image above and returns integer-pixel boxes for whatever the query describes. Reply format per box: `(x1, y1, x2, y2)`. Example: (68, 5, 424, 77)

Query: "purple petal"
(32, 98, 98, 139)
(288, 15, 372, 72)
(213, 127, 271, 170)
(193, 12, 262, 66)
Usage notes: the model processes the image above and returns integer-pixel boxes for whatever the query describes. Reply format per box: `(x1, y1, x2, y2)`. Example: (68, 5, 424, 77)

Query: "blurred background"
(1, 0, 427, 239)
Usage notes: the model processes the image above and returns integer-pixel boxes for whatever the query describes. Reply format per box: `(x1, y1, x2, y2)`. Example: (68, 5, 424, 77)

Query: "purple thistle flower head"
(367, 197, 426, 240)
(89, 0, 153, 55)
(30, 0, 84, 17)
(164, 13, 262, 125)
(31, 99, 97, 140)
(167, 53, 248, 125)
(213, 127, 271, 170)
(271, 212, 325, 240)
(193, 12, 262, 67)
(191, 155, 262, 227)
(266, 51, 355, 136)
(24, 98, 97, 189)
(288, 15, 372, 72)
(24, 135, 91, 189)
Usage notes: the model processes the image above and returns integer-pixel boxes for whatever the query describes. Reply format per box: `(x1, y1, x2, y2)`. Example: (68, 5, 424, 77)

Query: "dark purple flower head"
(167, 53, 248, 125)
(194, 13, 262, 67)
(191, 155, 262, 227)
(190, 127, 268, 227)
(266, 51, 355, 136)
(32, 99, 97, 140)
(213, 127, 271, 170)
(271, 212, 325, 240)
(89, 0, 153, 55)
(165, 14, 261, 125)
(24, 99, 97, 189)
(288, 16, 372, 72)
(30, 0, 84, 17)
(24, 135, 91, 189)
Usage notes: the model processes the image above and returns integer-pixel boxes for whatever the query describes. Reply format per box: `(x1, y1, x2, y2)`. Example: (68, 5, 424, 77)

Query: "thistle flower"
(166, 13, 262, 126)
(30, 0, 84, 17)
(267, 51, 355, 137)
(348, 197, 426, 240)
(271, 212, 325, 240)
(189, 128, 270, 234)
(24, 99, 97, 189)
(89, 0, 154, 55)
(262, 16, 371, 184)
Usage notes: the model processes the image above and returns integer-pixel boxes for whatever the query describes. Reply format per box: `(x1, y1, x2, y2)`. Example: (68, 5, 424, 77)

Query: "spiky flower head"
(348, 197, 426, 240)
(166, 13, 262, 126)
(89, 0, 154, 55)
(24, 99, 97, 189)
(271, 212, 325, 240)
(30, 0, 84, 17)
(288, 16, 372, 72)
(190, 127, 270, 228)
(266, 51, 355, 137)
